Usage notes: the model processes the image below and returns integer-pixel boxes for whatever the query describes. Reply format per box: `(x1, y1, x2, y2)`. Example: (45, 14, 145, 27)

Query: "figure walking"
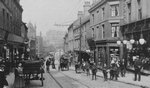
(102, 63, 108, 81)
(134, 56, 143, 81)
(91, 63, 97, 80)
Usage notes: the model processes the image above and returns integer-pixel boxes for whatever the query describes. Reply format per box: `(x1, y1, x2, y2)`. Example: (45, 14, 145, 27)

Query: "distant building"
(36, 32, 44, 58)
(66, 1, 91, 54)
(45, 30, 66, 48)
(63, 33, 68, 53)
(21, 22, 29, 59)
(27, 22, 36, 59)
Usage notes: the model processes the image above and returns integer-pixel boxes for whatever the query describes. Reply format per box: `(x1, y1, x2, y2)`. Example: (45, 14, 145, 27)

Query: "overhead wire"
(61, 0, 84, 25)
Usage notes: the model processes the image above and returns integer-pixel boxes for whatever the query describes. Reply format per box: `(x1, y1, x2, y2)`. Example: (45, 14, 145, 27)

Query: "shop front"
(7, 33, 25, 66)
(121, 18, 150, 74)
(87, 38, 96, 63)
(0, 29, 7, 60)
(96, 39, 123, 69)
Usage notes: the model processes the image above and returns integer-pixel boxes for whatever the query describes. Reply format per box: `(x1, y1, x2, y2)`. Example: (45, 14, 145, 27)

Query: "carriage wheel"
(41, 73, 44, 86)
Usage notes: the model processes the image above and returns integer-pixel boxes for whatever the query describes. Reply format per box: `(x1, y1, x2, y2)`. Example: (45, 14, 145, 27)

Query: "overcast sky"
(20, 0, 92, 36)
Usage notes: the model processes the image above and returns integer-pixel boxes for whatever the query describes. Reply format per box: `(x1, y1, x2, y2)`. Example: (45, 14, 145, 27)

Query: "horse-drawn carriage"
(23, 60, 44, 86)
(59, 55, 69, 71)
(15, 60, 44, 87)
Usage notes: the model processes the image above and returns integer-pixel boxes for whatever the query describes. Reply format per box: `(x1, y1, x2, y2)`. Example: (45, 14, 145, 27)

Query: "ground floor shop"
(95, 39, 123, 69)
(121, 18, 150, 74)
(0, 30, 27, 70)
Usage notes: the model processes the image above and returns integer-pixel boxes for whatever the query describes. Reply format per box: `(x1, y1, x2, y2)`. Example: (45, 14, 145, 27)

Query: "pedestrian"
(91, 62, 97, 80)
(51, 56, 56, 69)
(85, 61, 90, 76)
(0, 64, 8, 88)
(134, 56, 143, 81)
(102, 63, 108, 81)
(120, 59, 126, 77)
(46, 58, 51, 72)
(110, 58, 119, 80)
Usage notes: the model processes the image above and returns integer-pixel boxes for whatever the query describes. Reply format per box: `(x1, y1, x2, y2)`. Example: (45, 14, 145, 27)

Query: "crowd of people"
(73, 53, 147, 82)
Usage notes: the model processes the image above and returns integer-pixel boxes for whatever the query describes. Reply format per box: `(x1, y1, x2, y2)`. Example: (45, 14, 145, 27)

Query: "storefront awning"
(7, 33, 24, 43)
(87, 38, 96, 50)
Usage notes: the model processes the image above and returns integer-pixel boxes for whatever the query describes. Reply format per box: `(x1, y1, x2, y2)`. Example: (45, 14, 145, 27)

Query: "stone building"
(63, 33, 68, 53)
(27, 22, 36, 59)
(65, 1, 91, 62)
(88, 0, 124, 67)
(121, 0, 150, 73)
(36, 32, 44, 58)
(0, 0, 24, 65)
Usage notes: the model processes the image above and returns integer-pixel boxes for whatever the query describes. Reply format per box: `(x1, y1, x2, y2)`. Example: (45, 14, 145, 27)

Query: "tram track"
(47, 71, 91, 88)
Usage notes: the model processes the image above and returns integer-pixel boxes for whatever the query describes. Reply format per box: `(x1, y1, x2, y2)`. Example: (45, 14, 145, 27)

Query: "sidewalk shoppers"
(110, 58, 119, 80)
(134, 56, 143, 81)
(91, 62, 97, 80)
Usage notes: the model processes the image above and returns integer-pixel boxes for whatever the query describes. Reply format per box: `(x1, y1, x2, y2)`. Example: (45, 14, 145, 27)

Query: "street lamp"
(27, 48, 30, 52)
(139, 19, 146, 45)
(139, 34, 145, 45)
(117, 40, 122, 45)
(130, 38, 135, 44)
(123, 40, 128, 44)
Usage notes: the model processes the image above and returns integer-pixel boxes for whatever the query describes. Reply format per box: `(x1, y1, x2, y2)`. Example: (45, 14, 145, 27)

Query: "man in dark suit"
(134, 56, 143, 81)
(91, 63, 97, 80)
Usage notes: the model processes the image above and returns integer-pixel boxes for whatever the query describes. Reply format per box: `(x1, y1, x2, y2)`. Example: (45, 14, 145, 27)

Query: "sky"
(20, 0, 92, 36)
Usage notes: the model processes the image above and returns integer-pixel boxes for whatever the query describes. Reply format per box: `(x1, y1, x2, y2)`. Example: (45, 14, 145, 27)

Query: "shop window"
(92, 28, 95, 38)
(102, 24, 105, 39)
(138, 8, 142, 20)
(137, 0, 142, 20)
(111, 23, 119, 37)
(111, 4, 119, 17)
(127, 3, 131, 22)
(92, 14, 94, 24)
(102, 7, 105, 20)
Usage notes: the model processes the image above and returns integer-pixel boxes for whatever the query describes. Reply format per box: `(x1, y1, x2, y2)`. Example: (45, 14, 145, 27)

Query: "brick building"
(0, 0, 25, 65)
(121, 0, 150, 73)
(88, 0, 124, 67)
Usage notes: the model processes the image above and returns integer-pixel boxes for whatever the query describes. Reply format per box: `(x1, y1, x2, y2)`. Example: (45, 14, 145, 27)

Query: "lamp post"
(139, 19, 146, 45)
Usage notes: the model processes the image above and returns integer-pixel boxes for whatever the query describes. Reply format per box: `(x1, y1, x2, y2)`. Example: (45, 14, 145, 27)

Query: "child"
(91, 63, 97, 80)
(102, 63, 108, 81)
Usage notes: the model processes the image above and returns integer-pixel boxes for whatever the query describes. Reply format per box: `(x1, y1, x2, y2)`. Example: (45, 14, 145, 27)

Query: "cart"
(22, 60, 44, 86)
(59, 55, 69, 71)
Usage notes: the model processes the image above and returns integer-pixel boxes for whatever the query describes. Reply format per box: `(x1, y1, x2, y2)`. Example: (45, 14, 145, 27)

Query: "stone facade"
(0, 0, 25, 67)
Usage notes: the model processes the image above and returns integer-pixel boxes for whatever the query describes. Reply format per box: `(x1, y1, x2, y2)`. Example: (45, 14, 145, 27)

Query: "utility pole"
(79, 17, 82, 64)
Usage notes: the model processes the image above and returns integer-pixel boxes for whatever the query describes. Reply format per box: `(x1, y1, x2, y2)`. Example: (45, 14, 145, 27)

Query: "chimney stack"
(77, 11, 83, 19)
(83, 1, 91, 16)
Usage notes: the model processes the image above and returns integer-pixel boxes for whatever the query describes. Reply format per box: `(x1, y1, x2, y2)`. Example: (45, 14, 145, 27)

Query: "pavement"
(69, 66, 150, 88)
(6, 65, 150, 88)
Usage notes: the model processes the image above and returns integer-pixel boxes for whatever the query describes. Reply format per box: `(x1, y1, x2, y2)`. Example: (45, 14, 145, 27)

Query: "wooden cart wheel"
(41, 73, 44, 86)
